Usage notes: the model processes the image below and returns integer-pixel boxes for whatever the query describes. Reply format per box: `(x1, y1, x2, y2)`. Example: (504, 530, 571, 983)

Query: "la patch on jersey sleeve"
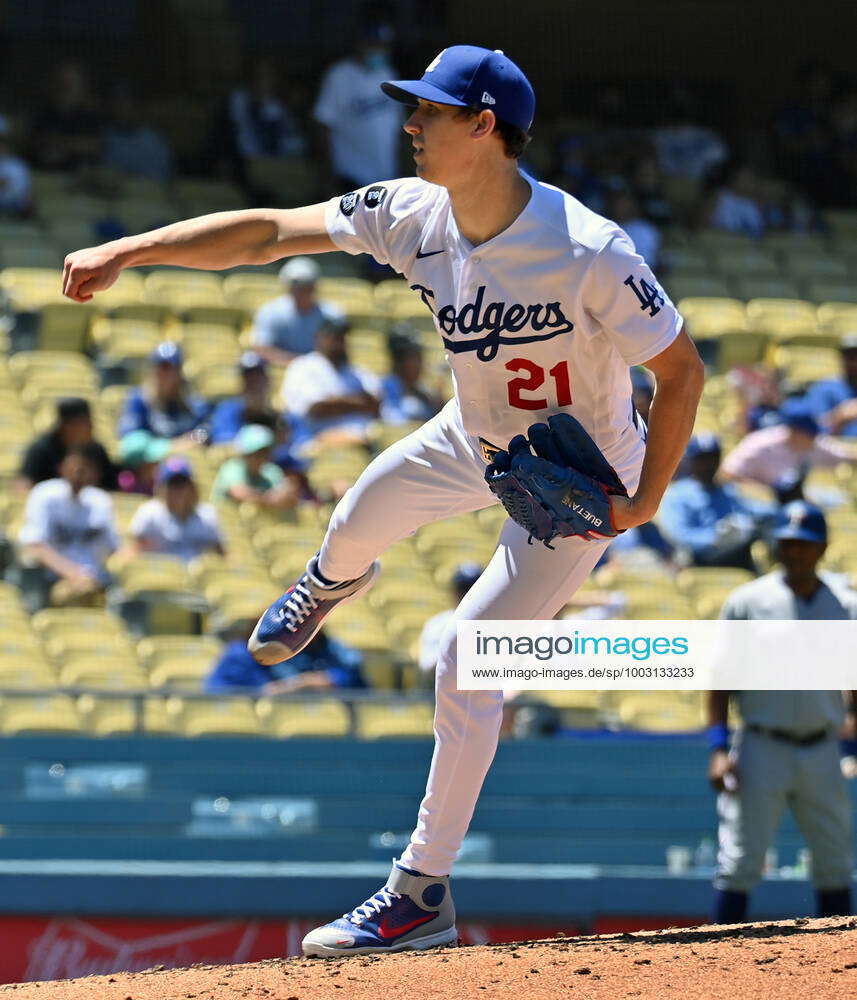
(581, 234, 684, 366)
(324, 177, 438, 274)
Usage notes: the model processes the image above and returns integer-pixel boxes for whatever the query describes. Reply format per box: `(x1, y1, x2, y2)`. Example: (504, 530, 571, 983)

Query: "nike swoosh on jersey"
(416, 246, 445, 259)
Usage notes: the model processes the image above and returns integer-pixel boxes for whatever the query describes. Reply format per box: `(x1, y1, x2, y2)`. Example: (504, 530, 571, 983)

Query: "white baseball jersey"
(325, 174, 684, 485)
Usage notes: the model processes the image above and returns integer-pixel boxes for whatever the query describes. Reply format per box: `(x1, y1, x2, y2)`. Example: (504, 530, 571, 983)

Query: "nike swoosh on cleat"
(416, 247, 445, 259)
(377, 913, 436, 939)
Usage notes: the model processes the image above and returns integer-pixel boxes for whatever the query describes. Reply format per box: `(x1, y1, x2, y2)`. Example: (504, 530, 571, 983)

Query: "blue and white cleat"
(248, 554, 379, 665)
(301, 862, 457, 957)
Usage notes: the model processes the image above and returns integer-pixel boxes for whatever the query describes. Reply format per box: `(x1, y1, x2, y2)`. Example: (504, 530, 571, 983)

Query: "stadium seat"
(0, 694, 82, 735)
(817, 303, 857, 330)
(138, 635, 222, 690)
(31, 607, 128, 640)
(781, 251, 849, 282)
(256, 697, 352, 738)
(143, 270, 224, 308)
(0, 243, 63, 269)
(664, 274, 734, 301)
(35, 302, 95, 352)
(91, 318, 164, 373)
(354, 700, 435, 739)
(769, 345, 842, 384)
(58, 658, 149, 690)
(77, 695, 141, 736)
(616, 693, 704, 733)
(171, 696, 262, 738)
(732, 276, 803, 300)
(661, 246, 712, 273)
(222, 273, 282, 311)
(177, 323, 240, 363)
(676, 298, 747, 337)
(188, 362, 243, 400)
(745, 298, 818, 337)
(762, 232, 829, 255)
(0, 267, 65, 310)
(711, 246, 780, 276)
(181, 305, 249, 329)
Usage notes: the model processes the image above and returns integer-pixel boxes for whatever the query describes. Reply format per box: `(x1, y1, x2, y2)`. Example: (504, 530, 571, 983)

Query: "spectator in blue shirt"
(209, 351, 279, 445)
(250, 257, 344, 366)
(380, 329, 443, 424)
(204, 625, 365, 694)
(118, 342, 209, 442)
(659, 434, 764, 570)
(803, 334, 857, 438)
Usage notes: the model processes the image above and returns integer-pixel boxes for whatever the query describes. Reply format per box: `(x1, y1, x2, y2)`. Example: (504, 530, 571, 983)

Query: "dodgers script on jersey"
(325, 174, 684, 488)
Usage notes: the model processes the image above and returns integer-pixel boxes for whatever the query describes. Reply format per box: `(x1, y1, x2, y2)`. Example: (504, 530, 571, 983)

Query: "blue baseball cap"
(156, 456, 194, 485)
(774, 501, 827, 544)
(381, 45, 535, 132)
(779, 398, 819, 437)
(686, 434, 721, 458)
(149, 341, 183, 367)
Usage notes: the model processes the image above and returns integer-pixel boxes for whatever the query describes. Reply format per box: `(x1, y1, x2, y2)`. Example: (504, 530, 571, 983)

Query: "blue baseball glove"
(485, 413, 628, 547)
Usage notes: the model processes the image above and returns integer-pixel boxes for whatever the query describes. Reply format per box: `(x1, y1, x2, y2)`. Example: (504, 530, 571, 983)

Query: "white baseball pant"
(715, 727, 854, 892)
(318, 399, 623, 876)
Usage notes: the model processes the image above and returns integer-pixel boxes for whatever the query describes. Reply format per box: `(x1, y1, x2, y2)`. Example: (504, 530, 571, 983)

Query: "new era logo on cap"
(481, 91, 496, 105)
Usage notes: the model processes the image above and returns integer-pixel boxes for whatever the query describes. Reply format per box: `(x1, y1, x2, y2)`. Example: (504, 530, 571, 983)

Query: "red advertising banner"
(0, 917, 584, 984)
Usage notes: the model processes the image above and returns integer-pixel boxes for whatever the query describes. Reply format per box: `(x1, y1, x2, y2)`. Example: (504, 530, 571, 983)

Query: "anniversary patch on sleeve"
(339, 191, 361, 216)
(365, 185, 388, 209)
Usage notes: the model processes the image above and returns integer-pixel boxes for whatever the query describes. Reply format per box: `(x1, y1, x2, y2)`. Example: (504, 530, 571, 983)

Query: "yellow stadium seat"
(115, 554, 191, 595)
(35, 302, 94, 352)
(733, 276, 803, 301)
(58, 659, 149, 690)
(31, 608, 128, 639)
(181, 305, 248, 329)
(0, 267, 64, 309)
(781, 251, 848, 282)
(676, 567, 755, 597)
(172, 696, 262, 738)
(769, 345, 841, 384)
(661, 246, 712, 273)
(355, 700, 435, 739)
(665, 275, 734, 301)
(91, 318, 163, 366)
(85, 270, 146, 309)
(44, 630, 137, 662)
(0, 656, 58, 689)
(189, 363, 242, 400)
(807, 283, 857, 307)
(0, 243, 63, 269)
(677, 297, 747, 337)
(222, 274, 282, 311)
(745, 297, 818, 338)
(531, 689, 604, 710)
(762, 232, 829, 255)
(711, 247, 780, 276)
(77, 695, 140, 736)
(256, 697, 351, 738)
(817, 302, 857, 330)
(144, 270, 224, 308)
(0, 694, 81, 735)
(7, 350, 96, 389)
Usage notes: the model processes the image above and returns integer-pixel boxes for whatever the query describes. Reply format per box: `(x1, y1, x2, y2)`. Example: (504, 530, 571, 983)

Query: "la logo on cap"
(425, 49, 446, 73)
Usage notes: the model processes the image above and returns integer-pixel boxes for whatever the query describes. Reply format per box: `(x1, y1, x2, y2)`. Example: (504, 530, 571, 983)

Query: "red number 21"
(505, 358, 573, 411)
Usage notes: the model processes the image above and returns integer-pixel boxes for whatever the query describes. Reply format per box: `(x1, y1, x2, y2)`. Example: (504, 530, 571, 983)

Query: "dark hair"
(454, 105, 531, 159)
(64, 442, 103, 466)
(387, 331, 422, 363)
(57, 397, 91, 422)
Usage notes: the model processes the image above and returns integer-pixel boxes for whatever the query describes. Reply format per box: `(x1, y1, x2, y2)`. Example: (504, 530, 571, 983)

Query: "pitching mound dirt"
(2, 917, 855, 1000)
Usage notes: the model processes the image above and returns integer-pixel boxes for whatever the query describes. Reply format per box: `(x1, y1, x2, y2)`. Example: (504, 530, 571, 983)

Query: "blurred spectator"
(283, 316, 380, 447)
(211, 424, 299, 510)
(653, 120, 728, 182)
(116, 430, 171, 495)
(803, 335, 857, 438)
(18, 443, 118, 607)
(209, 351, 280, 445)
(630, 154, 673, 227)
(251, 257, 345, 366)
(17, 398, 117, 494)
(720, 400, 857, 489)
(124, 457, 223, 563)
(418, 563, 482, 674)
(660, 435, 763, 570)
(313, 24, 402, 189)
(729, 366, 784, 434)
(118, 342, 209, 442)
(705, 163, 766, 238)
(228, 58, 306, 160)
(32, 60, 104, 171)
(205, 624, 365, 694)
(0, 115, 32, 217)
(103, 85, 173, 181)
(380, 330, 443, 424)
(608, 189, 661, 269)
(550, 134, 607, 214)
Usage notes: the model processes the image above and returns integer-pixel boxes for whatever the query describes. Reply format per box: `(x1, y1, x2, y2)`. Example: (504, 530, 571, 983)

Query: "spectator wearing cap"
(313, 25, 402, 190)
(123, 457, 224, 564)
(204, 624, 365, 695)
(115, 430, 171, 495)
(283, 316, 381, 448)
(719, 399, 857, 490)
(803, 335, 857, 438)
(659, 435, 764, 570)
(210, 424, 299, 510)
(209, 351, 280, 445)
(118, 342, 209, 442)
(418, 564, 483, 675)
(0, 114, 32, 217)
(380, 331, 443, 424)
(18, 443, 118, 608)
(250, 257, 345, 366)
(16, 397, 117, 494)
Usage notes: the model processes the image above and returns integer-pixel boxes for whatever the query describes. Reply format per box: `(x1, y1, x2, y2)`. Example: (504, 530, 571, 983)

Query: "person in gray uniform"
(707, 500, 857, 923)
